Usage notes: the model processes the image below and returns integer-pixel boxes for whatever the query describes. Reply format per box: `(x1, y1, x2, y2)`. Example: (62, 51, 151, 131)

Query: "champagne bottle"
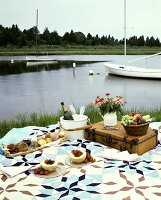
(61, 102, 73, 120)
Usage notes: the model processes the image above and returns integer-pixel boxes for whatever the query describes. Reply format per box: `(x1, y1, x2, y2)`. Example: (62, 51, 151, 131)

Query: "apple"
(142, 115, 151, 121)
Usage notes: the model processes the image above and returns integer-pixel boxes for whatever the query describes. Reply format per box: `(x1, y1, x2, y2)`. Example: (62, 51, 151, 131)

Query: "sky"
(1, 0, 161, 40)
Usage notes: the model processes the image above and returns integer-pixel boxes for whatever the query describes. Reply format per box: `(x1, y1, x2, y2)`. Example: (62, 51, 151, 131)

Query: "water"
(0, 55, 161, 119)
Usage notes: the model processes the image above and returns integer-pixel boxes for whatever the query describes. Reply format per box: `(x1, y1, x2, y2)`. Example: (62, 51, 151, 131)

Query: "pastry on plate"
(70, 149, 86, 164)
(40, 159, 58, 172)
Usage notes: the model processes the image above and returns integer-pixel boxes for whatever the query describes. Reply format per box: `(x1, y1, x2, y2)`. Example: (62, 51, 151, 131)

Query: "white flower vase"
(103, 112, 117, 127)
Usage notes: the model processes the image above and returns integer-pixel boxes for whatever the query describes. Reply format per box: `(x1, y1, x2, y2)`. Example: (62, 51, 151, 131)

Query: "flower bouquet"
(95, 93, 126, 126)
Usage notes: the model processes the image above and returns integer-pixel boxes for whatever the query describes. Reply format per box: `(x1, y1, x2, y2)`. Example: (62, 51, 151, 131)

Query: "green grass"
(0, 105, 161, 139)
(0, 45, 161, 56)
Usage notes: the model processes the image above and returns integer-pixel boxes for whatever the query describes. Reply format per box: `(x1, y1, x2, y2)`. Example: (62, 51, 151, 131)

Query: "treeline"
(0, 24, 161, 47)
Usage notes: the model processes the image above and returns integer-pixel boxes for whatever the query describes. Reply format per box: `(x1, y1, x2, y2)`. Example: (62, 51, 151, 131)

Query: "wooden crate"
(85, 121, 158, 155)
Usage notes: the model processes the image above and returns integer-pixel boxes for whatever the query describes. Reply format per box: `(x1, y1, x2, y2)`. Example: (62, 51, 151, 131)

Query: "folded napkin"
(0, 165, 32, 178)
(98, 148, 139, 161)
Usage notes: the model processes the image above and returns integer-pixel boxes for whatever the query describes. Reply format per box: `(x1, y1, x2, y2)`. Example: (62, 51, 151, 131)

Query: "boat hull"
(104, 63, 161, 79)
(26, 61, 57, 66)
(26, 56, 55, 62)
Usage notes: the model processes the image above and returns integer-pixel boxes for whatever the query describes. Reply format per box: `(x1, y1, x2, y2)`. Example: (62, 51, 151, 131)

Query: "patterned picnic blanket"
(0, 125, 161, 200)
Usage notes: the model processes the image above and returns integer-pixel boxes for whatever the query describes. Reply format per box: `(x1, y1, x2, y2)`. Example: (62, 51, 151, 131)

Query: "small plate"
(65, 156, 94, 168)
(32, 165, 66, 178)
(150, 122, 161, 131)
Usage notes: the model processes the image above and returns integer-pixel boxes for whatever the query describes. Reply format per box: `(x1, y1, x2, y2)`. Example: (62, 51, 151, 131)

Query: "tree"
(0, 25, 6, 46)
(10, 24, 21, 45)
(23, 26, 38, 47)
(128, 36, 137, 46)
(137, 35, 145, 46)
(146, 36, 155, 47)
(154, 37, 160, 47)
(62, 32, 70, 44)
(50, 31, 61, 45)
(69, 30, 75, 44)
(86, 33, 93, 45)
(73, 32, 86, 44)
(41, 27, 51, 45)
(100, 35, 107, 45)
(93, 34, 100, 45)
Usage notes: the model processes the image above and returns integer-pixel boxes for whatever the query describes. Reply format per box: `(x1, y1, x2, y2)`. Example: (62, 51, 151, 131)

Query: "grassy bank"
(0, 45, 161, 56)
(0, 105, 161, 139)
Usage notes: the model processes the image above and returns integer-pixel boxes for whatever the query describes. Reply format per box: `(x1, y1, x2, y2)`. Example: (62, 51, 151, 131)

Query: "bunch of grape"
(121, 115, 134, 126)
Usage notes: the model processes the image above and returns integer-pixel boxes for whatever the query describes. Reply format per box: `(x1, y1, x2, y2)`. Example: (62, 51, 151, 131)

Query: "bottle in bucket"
(61, 102, 73, 120)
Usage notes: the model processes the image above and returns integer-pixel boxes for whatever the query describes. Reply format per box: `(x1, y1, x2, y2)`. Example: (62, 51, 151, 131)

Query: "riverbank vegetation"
(0, 24, 161, 56)
(0, 105, 161, 139)
(1, 45, 161, 56)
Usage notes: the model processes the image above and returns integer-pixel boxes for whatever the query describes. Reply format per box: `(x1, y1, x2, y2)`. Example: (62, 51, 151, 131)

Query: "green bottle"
(61, 102, 73, 120)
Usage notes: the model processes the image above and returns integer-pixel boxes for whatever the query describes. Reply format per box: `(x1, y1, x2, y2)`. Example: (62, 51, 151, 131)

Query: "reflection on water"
(26, 61, 57, 67)
(0, 55, 161, 119)
(105, 75, 161, 110)
(0, 60, 96, 75)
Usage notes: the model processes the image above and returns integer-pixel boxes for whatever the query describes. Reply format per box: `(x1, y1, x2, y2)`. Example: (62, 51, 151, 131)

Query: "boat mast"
(124, 0, 127, 66)
(36, 9, 38, 55)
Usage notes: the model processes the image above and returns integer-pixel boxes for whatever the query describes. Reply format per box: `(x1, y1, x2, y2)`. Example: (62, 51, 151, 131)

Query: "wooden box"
(85, 121, 158, 155)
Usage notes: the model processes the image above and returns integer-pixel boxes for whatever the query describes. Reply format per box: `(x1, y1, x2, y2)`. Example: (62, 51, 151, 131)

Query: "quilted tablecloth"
(0, 125, 161, 200)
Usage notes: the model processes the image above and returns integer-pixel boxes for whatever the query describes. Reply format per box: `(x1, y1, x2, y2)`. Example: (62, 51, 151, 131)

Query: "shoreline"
(0, 45, 161, 56)
(1, 106, 161, 138)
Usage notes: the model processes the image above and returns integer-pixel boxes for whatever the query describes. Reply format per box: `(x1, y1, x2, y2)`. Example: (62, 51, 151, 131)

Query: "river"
(0, 55, 161, 119)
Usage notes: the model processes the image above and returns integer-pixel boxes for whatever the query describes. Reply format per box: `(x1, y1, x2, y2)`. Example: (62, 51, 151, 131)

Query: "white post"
(73, 63, 76, 68)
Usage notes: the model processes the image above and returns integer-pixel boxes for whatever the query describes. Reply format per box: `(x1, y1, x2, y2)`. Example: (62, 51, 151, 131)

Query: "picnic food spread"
(0, 119, 161, 200)
(2, 130, 65, 157)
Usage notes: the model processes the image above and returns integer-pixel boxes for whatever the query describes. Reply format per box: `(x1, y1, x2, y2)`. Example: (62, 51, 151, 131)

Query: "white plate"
(32, 165, 66, 178)
(65, 156, 95, 168)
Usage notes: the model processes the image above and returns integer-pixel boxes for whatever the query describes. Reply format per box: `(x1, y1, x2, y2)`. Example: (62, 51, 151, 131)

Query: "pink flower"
(103, 99, 108, 104)
(112, 98, 117, 102)
(97, 102, 102, 107)
(94, 93, 126, 115)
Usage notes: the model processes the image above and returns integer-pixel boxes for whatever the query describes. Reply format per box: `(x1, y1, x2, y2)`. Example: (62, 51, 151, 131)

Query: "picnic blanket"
(0, 124, 161, 200)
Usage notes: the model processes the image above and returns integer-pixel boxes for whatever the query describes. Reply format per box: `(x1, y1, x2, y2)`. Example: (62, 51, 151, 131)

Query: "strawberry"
(44, 170, 49, 175)
(34, 169, 39, 174)
(39, 171, 44, 175)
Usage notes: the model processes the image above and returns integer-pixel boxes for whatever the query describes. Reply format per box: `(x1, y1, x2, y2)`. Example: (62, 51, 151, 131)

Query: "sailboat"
(26, 9, 55, 62)
(104, 0, 161, 79)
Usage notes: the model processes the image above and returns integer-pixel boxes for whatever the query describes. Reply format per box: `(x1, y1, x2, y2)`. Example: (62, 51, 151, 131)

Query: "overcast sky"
(1, 0, 161, 39)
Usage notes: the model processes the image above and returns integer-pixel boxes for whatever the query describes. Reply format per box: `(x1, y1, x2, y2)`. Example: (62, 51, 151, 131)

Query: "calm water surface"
(0, 55, 161, 119)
